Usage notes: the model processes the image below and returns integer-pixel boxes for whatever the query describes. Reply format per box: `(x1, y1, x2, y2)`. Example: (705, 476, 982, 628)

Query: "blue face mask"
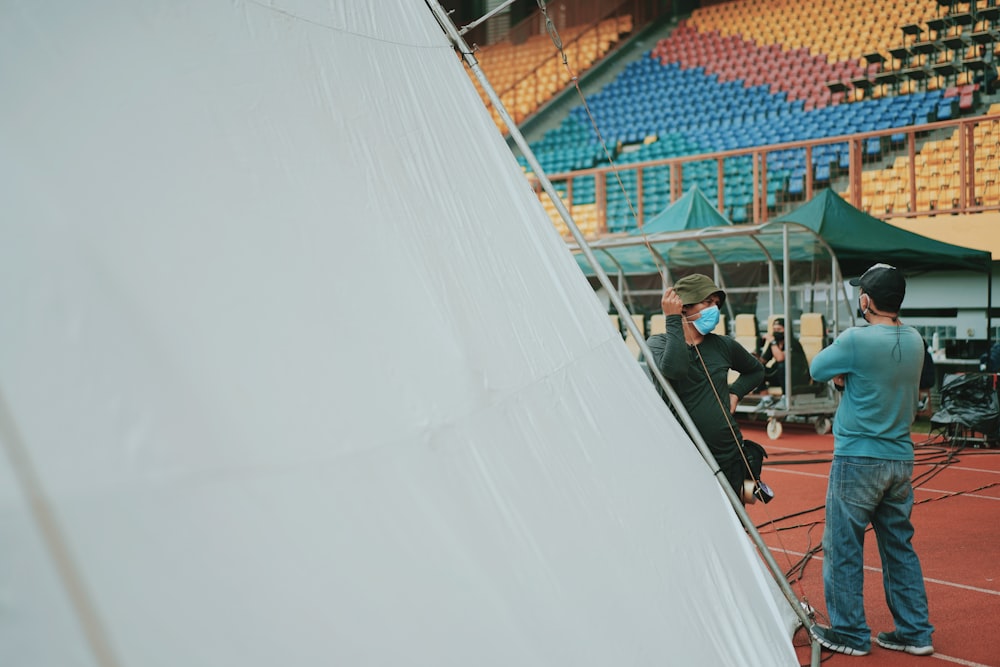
(690, 305, 720, 335)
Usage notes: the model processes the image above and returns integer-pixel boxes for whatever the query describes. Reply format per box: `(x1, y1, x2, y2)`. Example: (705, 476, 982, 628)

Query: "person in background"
(645, 274, 768, 502)
(808, 263, 934, 657)
(759, 317, 811, 393)
(980, 340, 1000, 373)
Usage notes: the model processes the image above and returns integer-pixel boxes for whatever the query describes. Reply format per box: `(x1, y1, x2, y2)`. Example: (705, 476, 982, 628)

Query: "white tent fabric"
(0, 2, 798, 665)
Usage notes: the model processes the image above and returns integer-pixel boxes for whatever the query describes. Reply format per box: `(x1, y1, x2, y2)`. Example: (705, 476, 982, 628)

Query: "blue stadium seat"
(865, 137, 882, 158)
(788, 175, 805, 196)
(936, 100, 956, 121)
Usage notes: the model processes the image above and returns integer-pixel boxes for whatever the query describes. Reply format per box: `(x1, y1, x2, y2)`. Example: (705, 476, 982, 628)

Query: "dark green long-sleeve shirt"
(646, 314, 764, 469)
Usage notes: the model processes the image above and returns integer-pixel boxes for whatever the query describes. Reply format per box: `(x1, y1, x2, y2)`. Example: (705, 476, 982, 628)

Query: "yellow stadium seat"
(734, 313, 760, 356)
(623, 313, 646, 358)
(799, 313, 827, 364)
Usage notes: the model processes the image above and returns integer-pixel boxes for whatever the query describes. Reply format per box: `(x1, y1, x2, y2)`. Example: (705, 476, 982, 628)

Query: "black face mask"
(774, 331, 784, 343)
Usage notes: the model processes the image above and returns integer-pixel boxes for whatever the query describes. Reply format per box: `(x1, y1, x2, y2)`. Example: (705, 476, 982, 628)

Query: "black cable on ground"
(763, 430, 1000, 624)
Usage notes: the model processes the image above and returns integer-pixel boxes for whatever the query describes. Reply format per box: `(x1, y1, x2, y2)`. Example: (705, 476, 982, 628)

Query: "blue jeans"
(823, 456, 934, 648)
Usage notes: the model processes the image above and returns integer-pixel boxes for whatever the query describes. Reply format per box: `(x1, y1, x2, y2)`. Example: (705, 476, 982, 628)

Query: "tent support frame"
(428, 3, 820, 661)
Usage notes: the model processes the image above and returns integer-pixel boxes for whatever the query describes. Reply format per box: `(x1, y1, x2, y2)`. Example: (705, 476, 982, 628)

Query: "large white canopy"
(0, 2, 797, 665)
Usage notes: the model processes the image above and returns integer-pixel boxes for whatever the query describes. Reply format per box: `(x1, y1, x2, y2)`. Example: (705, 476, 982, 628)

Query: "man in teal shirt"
(808, 263, 934, 657)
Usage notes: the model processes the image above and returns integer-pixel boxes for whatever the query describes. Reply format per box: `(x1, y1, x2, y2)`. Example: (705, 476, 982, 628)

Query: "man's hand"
(661, 287, 683, 316)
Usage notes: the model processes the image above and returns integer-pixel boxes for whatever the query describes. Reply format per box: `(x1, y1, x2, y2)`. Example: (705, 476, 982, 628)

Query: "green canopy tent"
(570, 187, 994, 346)
(769, 189, 993, 342)
(576, 187, 739, 312)
(576, 189, 992, 279)
(631, 185, 732, 235)
(576, 186, 733, 278)
(768, 189, 992, 276)
(573, 188, 829, 315)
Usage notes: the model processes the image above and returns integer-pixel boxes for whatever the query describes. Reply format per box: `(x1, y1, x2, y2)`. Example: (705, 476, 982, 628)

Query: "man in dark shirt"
(645, 274, 765, 499)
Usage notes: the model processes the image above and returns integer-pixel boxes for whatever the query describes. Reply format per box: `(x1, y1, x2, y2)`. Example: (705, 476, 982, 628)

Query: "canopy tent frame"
(430, 2, 821, 661)
(571, 220, 847, 437)
(587, 188, 994, 356)
(575, 219, 846, 320)
(587, 220, 845, 331)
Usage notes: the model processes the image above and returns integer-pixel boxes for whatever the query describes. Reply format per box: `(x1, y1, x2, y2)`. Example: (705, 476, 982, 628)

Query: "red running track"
(738, 421, 1000, 666)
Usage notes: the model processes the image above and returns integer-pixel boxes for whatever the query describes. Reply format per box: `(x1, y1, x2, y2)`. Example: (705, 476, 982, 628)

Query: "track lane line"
(765, 547, 1000, 596)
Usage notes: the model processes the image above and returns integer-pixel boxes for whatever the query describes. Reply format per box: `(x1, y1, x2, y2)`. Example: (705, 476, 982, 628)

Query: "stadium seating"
(470, 16, 634, 129)
(465, 0, 1000, 236)
(513, 0, 989, 234)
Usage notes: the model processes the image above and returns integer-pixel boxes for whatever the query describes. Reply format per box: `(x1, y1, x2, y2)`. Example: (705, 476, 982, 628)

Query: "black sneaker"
(810, 625, 870, 656)
(876, 630, 934, 656)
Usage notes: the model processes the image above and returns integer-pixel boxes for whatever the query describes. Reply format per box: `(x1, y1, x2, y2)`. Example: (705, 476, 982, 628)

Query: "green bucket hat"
(673, 274, 726, 307)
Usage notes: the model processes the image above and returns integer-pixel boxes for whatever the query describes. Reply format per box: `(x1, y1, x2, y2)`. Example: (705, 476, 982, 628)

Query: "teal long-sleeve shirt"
(646, 314, 764, 467)
(809, 324, 924, 460)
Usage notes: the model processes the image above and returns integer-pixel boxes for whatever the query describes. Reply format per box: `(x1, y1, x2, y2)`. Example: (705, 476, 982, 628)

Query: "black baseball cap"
(850, 263, 905, 312)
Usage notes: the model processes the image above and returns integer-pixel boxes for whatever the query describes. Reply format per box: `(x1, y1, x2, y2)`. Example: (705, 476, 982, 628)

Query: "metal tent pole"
(783, 223, 794, 406)
(987, 261, 993, 349)
(426, 3, 819, 661)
